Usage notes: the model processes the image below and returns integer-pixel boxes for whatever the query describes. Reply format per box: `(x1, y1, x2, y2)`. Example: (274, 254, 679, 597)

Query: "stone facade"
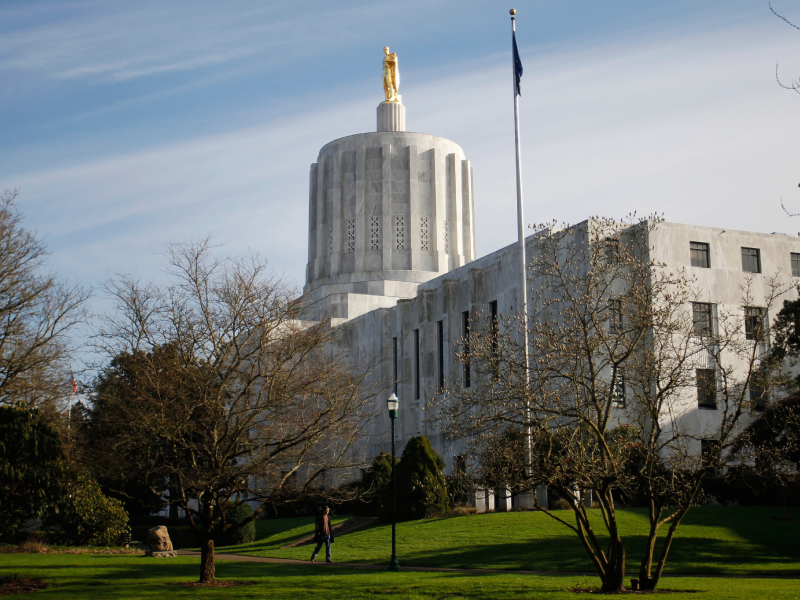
(303, 102, 800, 484)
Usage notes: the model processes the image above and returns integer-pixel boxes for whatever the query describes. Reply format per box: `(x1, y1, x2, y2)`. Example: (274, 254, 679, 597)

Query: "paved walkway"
(176, 551, 800, 579)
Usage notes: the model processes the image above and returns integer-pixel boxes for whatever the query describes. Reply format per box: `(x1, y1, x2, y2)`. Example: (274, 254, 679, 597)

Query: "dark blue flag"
(513, 30, 523, 96)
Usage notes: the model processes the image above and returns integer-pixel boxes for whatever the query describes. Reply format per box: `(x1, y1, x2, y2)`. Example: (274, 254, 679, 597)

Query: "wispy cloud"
(2, 6, 797, 298)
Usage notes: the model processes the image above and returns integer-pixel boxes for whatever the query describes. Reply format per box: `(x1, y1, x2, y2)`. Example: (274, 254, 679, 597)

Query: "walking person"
(310, 505, 334, 563)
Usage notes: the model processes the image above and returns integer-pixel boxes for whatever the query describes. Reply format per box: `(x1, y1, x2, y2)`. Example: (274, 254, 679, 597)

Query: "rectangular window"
(392, 337, 398, 395)
(462, 310, 471, 388)
(750, 367, 768, 411)
(744, 307, 766, 341)
(792, 253, 800, 278)
(437, 320, 444, 393)
(413, 329, 420, 400)
(604, 239, 620, 264)
(690, 242, 710, 268)
(692, 302, 714, 337)
(697, 368, 717, 409)
(608, 299, 623, 334)
(749, 381, 768, 411)
(701, 439, 721, 469)
(489, 300, 499, 379)
(611, 369, 626, 408)
(741, 247, 761, 273)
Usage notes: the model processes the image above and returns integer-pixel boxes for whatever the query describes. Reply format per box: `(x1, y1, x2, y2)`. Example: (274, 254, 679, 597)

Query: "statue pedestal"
(377, 101, 405, 132)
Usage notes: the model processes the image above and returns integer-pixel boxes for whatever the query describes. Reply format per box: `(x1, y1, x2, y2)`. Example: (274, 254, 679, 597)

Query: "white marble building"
(303, 99, 800, 498)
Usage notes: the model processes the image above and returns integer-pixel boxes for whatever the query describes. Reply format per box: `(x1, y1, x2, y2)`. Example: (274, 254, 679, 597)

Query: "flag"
(70, 370, 78, 395)
(513, 30, 523, 96)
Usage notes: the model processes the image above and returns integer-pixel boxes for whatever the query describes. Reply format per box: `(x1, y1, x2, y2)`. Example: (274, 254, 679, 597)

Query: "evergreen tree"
(390, 436, 448, 521)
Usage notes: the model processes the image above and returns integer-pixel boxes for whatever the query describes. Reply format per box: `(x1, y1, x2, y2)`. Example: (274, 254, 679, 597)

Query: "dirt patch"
(0, 545, 142, 556)
(571, 587, 700, 595)
(174, 581, 255, 588)
(0, 576, 47, 596)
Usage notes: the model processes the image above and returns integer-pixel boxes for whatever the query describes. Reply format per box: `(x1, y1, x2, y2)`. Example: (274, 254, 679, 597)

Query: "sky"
(1, 0, 799, 332)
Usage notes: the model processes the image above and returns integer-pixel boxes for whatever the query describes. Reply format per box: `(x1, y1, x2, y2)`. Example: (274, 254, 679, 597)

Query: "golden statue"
(382, 47, 400, 102)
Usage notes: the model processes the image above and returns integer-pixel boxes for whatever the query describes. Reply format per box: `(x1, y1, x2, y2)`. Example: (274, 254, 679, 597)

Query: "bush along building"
(302, 73, 800, 512)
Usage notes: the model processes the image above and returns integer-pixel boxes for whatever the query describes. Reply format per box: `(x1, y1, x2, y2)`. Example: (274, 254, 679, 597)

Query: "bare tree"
(771, 2, 800, 94)
(0, 189, 89, 411)
(436, 217, 791, 592)
(91, 238, 379, 583)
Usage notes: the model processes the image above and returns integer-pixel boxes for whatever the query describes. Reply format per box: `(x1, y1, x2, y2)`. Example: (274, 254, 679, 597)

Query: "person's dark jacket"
(313, 513, 335, 544)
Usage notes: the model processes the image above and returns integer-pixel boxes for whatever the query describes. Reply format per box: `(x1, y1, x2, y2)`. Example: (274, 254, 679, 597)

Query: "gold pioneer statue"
(382, 47, 399, 102)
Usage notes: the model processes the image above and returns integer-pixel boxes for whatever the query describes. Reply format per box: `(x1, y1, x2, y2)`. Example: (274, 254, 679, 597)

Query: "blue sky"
(1, 0, 798, 308)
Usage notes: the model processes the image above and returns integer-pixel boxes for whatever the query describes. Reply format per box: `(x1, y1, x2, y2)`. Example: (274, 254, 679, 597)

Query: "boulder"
(145, 526, 174, 556)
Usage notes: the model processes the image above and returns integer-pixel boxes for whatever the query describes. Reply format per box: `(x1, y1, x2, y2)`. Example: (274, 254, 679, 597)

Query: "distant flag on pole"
(512, 30, 523, 96)
(70, 368, 77, 395)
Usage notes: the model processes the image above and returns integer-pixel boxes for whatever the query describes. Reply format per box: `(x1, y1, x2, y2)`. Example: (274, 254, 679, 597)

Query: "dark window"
(690, 242, 710, 268)
(413, 329, 420, 400)
(701, 439, 721, 469)
(489, 301, 499, 379)
(453, 455, 466, 474)
(609, 299, 623, 334)
(437, 320, 444, 393)
(750, 368, 768, 411)
(744, 307, 766, 341)
(392, 337, 398, 395)
(697, 368, 717, 409)
(692, 302, 714, 336)
(611, 369, 626, 408)
(741, 247, 761, 273)
(792, 253, 800, 278)
(462, 310, 471, 388)
(604, 239, 620, 264)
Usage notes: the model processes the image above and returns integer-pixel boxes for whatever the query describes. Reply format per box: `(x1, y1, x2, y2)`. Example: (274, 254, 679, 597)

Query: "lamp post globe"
(387, 392, 401, 571)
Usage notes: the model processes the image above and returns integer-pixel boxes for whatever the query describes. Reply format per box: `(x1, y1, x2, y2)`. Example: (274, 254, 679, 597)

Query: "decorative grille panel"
(347, 218, 355, 253)
(370, 217, 380, 251)
(395, 216, 405, 250)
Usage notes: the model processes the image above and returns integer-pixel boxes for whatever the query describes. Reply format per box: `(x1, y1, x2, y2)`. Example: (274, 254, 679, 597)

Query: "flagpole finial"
(509, 8, 516, 15)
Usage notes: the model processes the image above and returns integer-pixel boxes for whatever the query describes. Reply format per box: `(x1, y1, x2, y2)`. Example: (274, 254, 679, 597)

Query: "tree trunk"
(600, 538, 625, 592)
(199, 538, 215, 584)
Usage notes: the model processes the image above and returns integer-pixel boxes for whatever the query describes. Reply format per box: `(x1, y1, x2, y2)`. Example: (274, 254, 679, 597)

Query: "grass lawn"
(1, 552, 800, 600)
(218, 506, 800, 575)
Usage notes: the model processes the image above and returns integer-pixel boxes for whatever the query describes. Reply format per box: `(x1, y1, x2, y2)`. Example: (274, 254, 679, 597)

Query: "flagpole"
(510, 8, 533, 505)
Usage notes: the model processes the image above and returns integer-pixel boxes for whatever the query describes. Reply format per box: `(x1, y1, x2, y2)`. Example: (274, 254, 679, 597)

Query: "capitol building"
(301, 63, 800, 509)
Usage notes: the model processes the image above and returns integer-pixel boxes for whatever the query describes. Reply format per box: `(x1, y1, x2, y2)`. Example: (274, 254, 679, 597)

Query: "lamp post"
(387, 393, 401, 571)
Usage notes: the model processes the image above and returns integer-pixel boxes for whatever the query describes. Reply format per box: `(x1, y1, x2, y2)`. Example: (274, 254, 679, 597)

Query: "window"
(701, 439, 721, 469)
(608, 299, 623, 334)
(792, 253, 800, 278)
(697, 368, 717, 409)
(741, 247, 761, 273)
(744, 307, 766, 341)
(437, 320, 445, 393)
(489, 300, 499, 379)
(453, 455, 466, 474)
(692, 302, 714, 337)
(690, 242, 710, 268)
(749, 368, 768, 411)
(462, 310, 471, 388)
(392, 337, 398, 395)
(611, 369, 626, 408)
(604, 239, 620, 264)
(413, 329, 420, 400)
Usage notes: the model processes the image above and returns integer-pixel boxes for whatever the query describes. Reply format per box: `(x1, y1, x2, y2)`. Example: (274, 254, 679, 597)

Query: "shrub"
(216, 503, 255, 546)
(353, 451, 396, 517)
(390, 436, 449, 521)
(50, 475, 130, 546)
(448, 504, 478, 517)
(551, 498, 572, 510)
(0, 406, 63, 541)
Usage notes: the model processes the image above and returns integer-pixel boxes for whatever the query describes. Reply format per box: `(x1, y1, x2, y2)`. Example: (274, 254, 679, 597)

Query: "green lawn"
(1, 552, 800, 600)
(218, 506, 800, 575)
